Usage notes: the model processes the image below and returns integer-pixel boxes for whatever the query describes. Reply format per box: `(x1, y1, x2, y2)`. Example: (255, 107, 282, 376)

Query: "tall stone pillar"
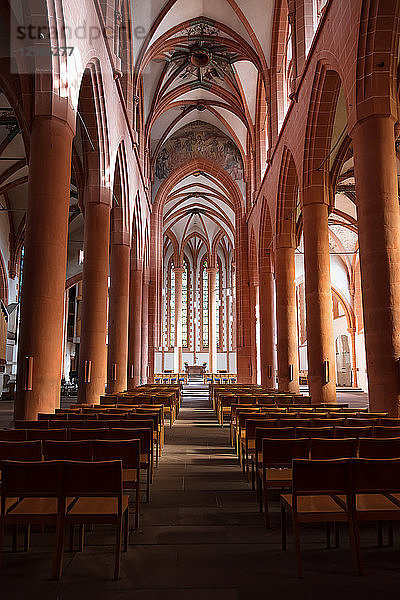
(107, 235, 130, 394)
(174, 266, 184, 373)
(259, 254, 276, 388)
(208, 267, 218, 373)
(352, 115, 400, 415)
(275, 236, 300, 392)
(302, 195, 336, 403)
(78, 194, 111, 405)
(141, 267, 150, 384)
(15, 116, 74, 420)
(128, 259, 143, 389)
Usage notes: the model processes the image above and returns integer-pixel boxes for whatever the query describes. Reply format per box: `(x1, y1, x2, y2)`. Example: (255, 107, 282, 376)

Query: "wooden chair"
(69, 428, 109, 441)
(57, 460, 130, 580)
(280, 458, 357, 578)
(0, 430, 26, 441)
(43, 440, 93, 461)
(15, 420, 48, 429)
(109, 428, 153, 502)
(242, 418, 277, 477)
(26, 429, 67, 442)
(260, 438, 309, 528)
(379, 418, 400, 427)
(350, 458, 400, 574)
(0, 440, 42, 464)
(374, 426, 400, 438)
(279, 418, 311, 428)
(93, 440, 140, 529)
(312, 418, 345, 427)
(0, 460, 61, 563)
(310, 438, 357, 459)
(335, 426, 373, 439)
(346, 418, 378, 427)
(86, 420, 121, 429)
(296, 427, 334, 439)
(358, 437, 400, 458)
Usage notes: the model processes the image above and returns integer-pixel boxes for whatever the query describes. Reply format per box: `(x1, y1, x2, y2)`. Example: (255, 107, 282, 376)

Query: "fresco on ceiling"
(155, 121, 243, 181)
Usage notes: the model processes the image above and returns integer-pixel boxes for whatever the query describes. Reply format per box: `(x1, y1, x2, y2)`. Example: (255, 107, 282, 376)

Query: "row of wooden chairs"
(255, 436, 400, 529)
(280, 457, 400, 577)
(1, 459, 131, 579)
(38, 410, 164, 464)
(0, 428, 154, 502)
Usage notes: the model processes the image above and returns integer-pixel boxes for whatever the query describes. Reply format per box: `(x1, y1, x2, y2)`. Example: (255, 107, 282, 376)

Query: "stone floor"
(0, 385, 398, 599)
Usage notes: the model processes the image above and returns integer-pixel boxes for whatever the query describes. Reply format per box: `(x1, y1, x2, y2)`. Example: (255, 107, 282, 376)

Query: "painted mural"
(155, 121, 243, 181)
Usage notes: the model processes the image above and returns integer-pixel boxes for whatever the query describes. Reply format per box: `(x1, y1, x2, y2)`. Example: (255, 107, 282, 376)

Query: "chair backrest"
(279, 419, 311, 428)
(380, 418, 400, 427)
(69, 428, 109, 440)
(346, 418, 377, 427)
(0, 429, 26, 441)
(351, 458, 400, 494)
(335, 426, 373, 438)
(15, 420, 48, 429)
(374, 426, 400, 438)
(292, 458, 349, 497)
(358, 437, 400, 459)
(109, 428, 151, 452)
(26, 429, 67, 441)
(312, 418, 345, 427)
(85, 420, 121, 429)
(62, 460, 123, 497)
(0, 440, 42, 462)
(119, 419, 154, 432)
(310, 438, 357, 459)
(262, 438, 309, 467)
(255, 427, 295, 452)
(43, 440, 93, 461)
(97, 413, 129, 420)
(92, 439, 140, 469)
(245, 418, 278, 439)
(1, 460, 60, 499)
(296, 427, 334, 439)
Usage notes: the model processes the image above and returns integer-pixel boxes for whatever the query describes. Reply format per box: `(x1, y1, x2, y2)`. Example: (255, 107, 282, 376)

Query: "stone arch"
(303, 63, 345, 197)
(276, 146, 299, 243)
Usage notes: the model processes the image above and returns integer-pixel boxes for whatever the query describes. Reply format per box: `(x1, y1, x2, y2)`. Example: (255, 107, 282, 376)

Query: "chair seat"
(281, 493, 346, 514)
(247, 439, 255, 450)
(67, 495, 129, 518)
(337, 493, 400, 513)
(257, 467, 293, 487)
(7, 498, 59, 517)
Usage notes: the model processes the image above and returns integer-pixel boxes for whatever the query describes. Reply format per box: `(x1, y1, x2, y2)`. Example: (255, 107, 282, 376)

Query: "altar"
(185, 365, 206, 375)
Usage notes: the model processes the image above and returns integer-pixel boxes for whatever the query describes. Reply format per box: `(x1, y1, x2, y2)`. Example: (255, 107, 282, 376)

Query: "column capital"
(207, 266, 218, 275)
(173, 266, 185, 275)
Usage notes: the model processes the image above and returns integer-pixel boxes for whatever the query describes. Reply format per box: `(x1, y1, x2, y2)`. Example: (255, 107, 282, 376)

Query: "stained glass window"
(170, 264, 175, 346)
(202, 259, 208, 348)
(182, 261, 188, 348)
(216, 265, 220, 348)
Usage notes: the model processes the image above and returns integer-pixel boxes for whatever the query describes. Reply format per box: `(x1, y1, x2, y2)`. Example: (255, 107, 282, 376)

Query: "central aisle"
(135, 382, 273, 596)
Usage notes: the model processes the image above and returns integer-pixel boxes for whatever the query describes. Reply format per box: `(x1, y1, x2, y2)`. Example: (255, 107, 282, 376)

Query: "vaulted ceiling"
(133, 1, 274, 265)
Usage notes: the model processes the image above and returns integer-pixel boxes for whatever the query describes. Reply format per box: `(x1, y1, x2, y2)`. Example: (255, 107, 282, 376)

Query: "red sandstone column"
(78, 195, 111, 405)
(249, 280, 259, 384)
(128, 259, 143, 389)
(352, 115, 400, 415)
(275, 236, 300, 393)
(107, 237, 130, 394)
(259, 254, 276, 389)
(208, 267, 218, 373)
(174, 266, 184, 373)
(15, 117, 74, 420)
(141, 267, 150, 384)
(302, 197, 336, 404)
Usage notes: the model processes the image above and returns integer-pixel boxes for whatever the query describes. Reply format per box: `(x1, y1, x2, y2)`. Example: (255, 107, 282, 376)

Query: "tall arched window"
(216, 264, 220, 348)
(182, 260, 188, 348)
(202, 258, 208, 349)
(170, 263, 175, 347)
